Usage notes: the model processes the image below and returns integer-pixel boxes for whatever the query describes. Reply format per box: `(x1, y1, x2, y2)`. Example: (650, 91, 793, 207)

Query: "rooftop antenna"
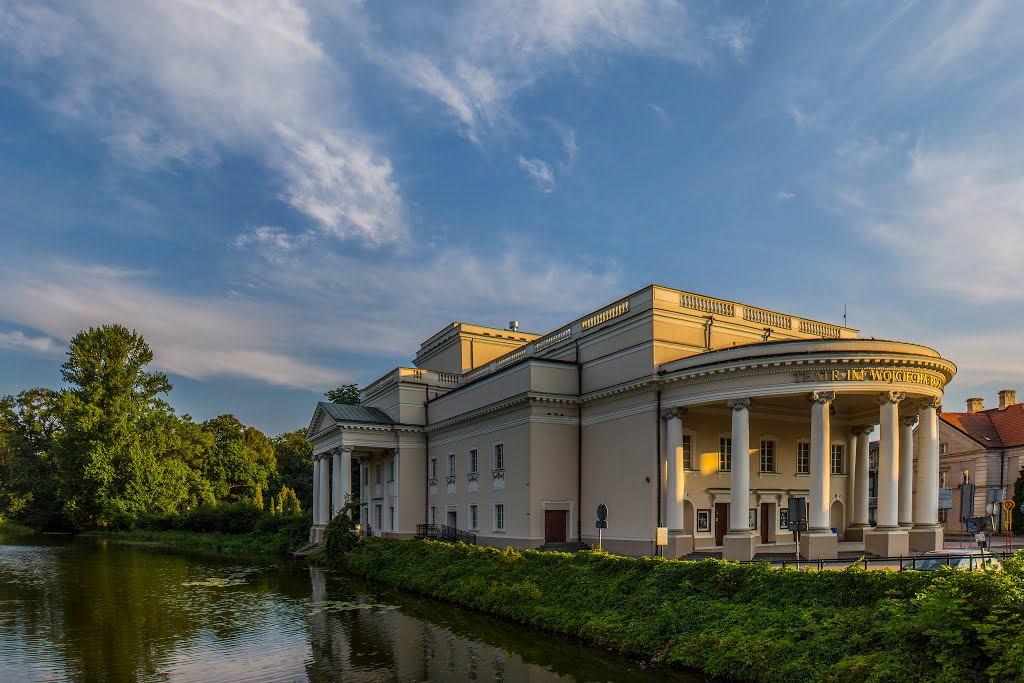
(843, 304, 847, 328)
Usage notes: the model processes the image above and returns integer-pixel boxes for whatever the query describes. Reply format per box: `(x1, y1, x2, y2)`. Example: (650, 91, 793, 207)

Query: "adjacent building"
(935, 391, 1024, 535)
(306, 285, 956, 560)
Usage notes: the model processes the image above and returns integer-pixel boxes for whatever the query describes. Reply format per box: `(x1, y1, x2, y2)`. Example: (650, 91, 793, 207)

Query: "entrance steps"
(288, 542, 321, 559)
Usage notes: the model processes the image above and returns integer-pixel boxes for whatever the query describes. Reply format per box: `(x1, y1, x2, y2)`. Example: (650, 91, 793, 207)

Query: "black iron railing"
(414, 523, 477, 545)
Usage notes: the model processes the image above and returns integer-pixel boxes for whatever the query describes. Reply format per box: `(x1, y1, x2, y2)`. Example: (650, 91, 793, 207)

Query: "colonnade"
(663, 391, 943, 560)
(311, 445, 352, 529)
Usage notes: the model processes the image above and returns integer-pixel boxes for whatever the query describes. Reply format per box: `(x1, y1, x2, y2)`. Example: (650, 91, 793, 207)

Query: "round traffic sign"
(1003, 499, 1016, 511)
(596, 503, 608, 521)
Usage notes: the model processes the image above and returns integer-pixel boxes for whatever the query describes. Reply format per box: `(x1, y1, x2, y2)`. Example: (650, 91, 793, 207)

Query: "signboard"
(656, 527, 668, 547)
(596, 503, 608, 530)
(938, 488, 953, 511)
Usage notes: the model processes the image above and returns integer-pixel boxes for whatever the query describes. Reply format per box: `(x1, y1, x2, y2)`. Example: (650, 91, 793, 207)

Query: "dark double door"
(714, 503, 729, 546)
(544, 510, 567, 543)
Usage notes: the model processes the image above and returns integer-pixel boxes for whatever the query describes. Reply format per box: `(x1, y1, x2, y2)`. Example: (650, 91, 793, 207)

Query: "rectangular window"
(389, 459, 395, 482)
(831, 444, 845, 475)
(375, 464, 381, 483)
(375, 504, 382, 530)
(469, 504, 478, 530)
(962, 469, 971, 485)
(939, 470, 948, 488)
(759, 439, 775, 473)
(682, 434, 693, 470)
(430, 458, 437, 479)
(469, 449, 479, 474)
(718, 437, 732, 472)
(938, 509, 949, 523)
(797, 442, 810, 475)
(494, 443, 504, 471)
(388, 506, 394, 531)
(430, 506, 437, 525)
(939, 443, 948, 455)
(494, 503, 505, 531)
(447, 453, 456, 477)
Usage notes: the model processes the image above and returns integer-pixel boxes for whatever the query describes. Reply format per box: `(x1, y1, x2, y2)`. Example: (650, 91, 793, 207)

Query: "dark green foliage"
(0, 323, 313, 547)
(321, 539, 1024, 682)
(324, 385, 360, 405)
(322, 497, 361, 558)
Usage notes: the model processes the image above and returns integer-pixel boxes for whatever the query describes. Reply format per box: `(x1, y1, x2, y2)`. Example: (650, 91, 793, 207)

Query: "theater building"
(306, 285, 956, 560)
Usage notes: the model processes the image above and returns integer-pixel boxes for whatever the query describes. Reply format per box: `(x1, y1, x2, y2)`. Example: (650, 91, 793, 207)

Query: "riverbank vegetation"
(0, 324, 335, 539)
(314, 534, 1024, 682)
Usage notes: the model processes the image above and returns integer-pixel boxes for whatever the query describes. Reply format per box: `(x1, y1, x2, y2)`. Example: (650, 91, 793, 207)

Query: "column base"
(909, 526, 944, 553)
(309, 524, 326, 545)
(723, 532, 756, 561)
(844, 524, 870, 542)
(799, 531, 838, 560)
(666, 532, 694, 559)
(864, 527, 909, 557)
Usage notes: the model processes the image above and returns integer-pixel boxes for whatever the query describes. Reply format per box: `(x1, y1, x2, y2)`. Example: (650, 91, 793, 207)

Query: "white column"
(875, 392, 904, 530)
(341, 446, 353, 513)
(852, 425, 873, 527)
(898, 416, 917, 528)
(318, 452, 331, 525)
(312, 456, 321, 526)
(664, 408, 686, 533)
(727, 399, 751, 534)
(915, 398, 941, 527)
(391, 447, 398, 532)
(382, 451, 391, 533)
(331, 448, 343, 518)
(809, 391, 835, 532)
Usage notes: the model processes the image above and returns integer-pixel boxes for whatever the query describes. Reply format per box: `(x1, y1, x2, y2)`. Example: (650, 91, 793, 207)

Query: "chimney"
(508, 320, 519, 332)
(998, 389, 1017, 410)
(966, 397, 984, 413)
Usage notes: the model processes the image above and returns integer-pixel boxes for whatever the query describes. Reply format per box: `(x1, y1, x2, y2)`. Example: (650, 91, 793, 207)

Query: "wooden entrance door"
(714, 503, 729, 546)
(544, 510, 567, 543)
(761, 503, 771, 544)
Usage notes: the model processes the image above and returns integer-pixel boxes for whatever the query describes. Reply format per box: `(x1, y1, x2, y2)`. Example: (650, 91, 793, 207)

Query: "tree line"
(0, 323, 357, 532)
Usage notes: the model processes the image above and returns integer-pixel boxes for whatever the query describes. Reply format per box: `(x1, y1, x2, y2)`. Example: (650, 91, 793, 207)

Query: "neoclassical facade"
(306, 285, 956, 560)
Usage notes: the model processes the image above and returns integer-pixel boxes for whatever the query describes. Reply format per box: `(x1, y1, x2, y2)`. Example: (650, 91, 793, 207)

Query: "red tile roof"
(941, 402, 1024, 448)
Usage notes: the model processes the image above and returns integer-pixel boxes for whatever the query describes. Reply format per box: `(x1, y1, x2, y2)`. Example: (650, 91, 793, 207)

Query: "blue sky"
(1, 1, 1022, 435)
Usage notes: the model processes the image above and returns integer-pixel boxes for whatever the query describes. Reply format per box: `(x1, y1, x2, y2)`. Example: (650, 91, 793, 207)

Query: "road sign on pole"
(596, 503, 608, 551)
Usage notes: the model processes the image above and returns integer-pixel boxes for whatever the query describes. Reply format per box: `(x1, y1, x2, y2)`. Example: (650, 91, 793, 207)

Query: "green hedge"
(317, 538, 1024, 682)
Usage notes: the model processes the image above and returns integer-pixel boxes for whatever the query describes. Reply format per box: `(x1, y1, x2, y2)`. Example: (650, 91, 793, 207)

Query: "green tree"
(0, 388, 62, 526)
(201, 414, 276, 504)
(325, 384, 360, 404)
(274, 429, 313, 509)
(53, 324, 172, 529)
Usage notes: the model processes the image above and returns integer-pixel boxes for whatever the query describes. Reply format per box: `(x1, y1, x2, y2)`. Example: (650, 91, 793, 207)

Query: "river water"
(0, 535, 706, 682)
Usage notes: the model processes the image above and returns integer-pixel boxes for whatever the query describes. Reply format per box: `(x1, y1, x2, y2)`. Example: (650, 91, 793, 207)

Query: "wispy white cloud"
(0, 0, 406, 246)
(842, 139, 1024, 303)
(0, 330, 62, 356)
(376, 1, 755, 143)
(775, 191, 796, 202)
(517, 156, 556, 193)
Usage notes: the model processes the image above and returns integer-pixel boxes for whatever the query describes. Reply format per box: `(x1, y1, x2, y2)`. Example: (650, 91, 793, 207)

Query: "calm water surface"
(0, 535, 707, 682)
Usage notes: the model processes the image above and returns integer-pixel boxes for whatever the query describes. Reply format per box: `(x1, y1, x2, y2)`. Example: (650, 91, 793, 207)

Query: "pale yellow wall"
(397, 444, 426, 533)
(428, 361, 577, 424)
(528, 417, 579, 540)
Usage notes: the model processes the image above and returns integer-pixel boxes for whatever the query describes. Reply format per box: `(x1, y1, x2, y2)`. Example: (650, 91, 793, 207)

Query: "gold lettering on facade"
(794, 367, 944, 389)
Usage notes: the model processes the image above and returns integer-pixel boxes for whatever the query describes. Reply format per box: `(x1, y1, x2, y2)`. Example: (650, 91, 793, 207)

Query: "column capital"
(662, 407, 687, 421)
(726, 398, 751, 411)
(874, 391, 906, 406)
(900, 415, 919, 428)
(916, 396, 942, 411)
(851, 424, 875, 436)
(808, 391, 835, 405)
(340, 445, 355, 454)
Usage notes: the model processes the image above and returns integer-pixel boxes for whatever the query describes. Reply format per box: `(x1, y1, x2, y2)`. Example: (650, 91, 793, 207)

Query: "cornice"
(426, 392, 577, 433)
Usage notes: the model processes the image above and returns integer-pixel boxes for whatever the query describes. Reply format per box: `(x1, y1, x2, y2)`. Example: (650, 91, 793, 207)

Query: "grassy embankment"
(82, 504, 312, 556)
(314, 536, 1024, 682)
(0, 520, 35, 538)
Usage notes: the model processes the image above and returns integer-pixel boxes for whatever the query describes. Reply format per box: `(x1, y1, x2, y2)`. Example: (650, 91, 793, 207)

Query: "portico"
(657, 340, 954, 561)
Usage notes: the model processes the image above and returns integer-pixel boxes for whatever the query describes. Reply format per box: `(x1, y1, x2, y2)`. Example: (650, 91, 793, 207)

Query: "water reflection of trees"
(304, 567, 702, 683)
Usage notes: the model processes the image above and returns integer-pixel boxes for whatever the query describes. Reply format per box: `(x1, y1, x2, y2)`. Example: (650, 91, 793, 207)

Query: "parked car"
(902, 554, 1002, 572)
